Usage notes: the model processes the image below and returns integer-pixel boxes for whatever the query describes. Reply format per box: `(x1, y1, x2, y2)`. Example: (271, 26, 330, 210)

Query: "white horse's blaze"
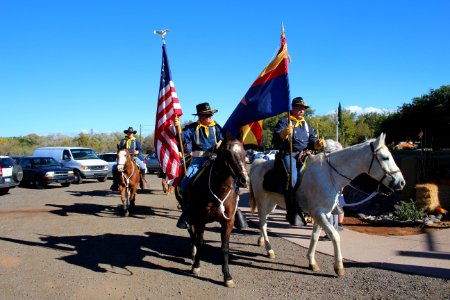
(249, 134, 405, 277)
(117, 150, 127, 172)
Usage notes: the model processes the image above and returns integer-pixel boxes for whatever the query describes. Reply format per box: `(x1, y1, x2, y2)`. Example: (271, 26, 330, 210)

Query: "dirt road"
(0, 176, 448, 299)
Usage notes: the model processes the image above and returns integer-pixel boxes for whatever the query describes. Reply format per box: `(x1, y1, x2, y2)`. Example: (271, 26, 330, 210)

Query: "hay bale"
(415, 183, 440, 212)
(438, 185, 450, 210)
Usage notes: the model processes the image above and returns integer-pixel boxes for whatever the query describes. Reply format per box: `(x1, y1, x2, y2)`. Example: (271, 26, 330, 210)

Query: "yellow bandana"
(196, 121, 217, 138)
(289, 115, 305, 127)
(125, 136, 136, 149)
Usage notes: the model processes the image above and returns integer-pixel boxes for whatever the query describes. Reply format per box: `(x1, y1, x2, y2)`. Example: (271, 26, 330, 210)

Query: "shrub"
(394, 200, 426, 221)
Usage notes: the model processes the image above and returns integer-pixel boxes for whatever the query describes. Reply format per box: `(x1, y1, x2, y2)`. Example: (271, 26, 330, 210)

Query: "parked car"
(253, 152, 266, 161)
(263, 150, 278, 160)
(145, 152, 160, 174)
(97, 152, 117, 178)
(18, 156, 75, 188)
(32, 147, 108, 184)
(0, 156, 23, 195)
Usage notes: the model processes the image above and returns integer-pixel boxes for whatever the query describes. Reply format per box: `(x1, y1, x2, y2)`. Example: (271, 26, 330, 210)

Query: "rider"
(110, 127, 147, 191)
(173, 102, 248, 230)
(272, 97, 326, 225)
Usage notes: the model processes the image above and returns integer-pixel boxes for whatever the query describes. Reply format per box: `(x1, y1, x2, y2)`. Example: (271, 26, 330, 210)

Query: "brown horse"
(116, 147, 141, 216)
(179, 138, 249, 288)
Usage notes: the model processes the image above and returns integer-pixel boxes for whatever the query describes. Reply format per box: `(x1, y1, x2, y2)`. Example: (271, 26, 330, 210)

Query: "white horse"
(249, 133, 405, 276)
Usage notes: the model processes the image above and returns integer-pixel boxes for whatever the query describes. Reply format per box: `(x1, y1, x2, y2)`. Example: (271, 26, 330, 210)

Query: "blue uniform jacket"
(273, 116, 318, 152)
(181, 121, 224, 152)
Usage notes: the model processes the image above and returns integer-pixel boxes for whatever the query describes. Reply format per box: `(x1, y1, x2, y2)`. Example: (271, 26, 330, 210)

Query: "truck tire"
(97, 176, 107, 182)
(74, 170, 83, 184)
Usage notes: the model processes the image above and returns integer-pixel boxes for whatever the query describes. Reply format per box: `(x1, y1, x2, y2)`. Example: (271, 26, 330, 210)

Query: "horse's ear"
(376, 133, 386, 147)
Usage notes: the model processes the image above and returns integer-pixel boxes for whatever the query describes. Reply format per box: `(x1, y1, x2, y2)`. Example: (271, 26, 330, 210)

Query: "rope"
(208, 160, 238, 220)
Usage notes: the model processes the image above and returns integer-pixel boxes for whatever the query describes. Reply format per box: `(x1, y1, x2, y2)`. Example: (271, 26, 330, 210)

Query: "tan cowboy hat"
(192, 102, 218, 115)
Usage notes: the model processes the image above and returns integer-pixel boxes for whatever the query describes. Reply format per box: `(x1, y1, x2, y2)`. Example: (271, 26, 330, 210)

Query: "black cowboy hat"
(123, 127, 137, 134)
(192, 102, 218, 116)
(292, 97, 310, 109)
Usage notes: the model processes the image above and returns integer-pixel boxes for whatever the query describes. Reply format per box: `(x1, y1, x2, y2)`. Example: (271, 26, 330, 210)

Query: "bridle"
(117, 149, 137, 188)
(327, 141, 401, 192)
(206, 140, 246, 220)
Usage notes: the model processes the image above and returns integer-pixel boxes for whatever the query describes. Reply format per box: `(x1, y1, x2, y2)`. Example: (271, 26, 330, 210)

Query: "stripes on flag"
(154, 44, 183, 186)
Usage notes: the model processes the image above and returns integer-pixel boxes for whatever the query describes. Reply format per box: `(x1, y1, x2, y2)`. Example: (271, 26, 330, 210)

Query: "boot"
(110, 169, 119, 191)
(140, 169, 148, 189)
(176, 191, 190, 229)
(234, 209, 248, 230)
(284, 190, 302, 226)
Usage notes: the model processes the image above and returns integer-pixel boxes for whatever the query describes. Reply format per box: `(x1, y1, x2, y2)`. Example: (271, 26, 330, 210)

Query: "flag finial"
(281, 22, 285, 37)
(154, 29, 170, 44)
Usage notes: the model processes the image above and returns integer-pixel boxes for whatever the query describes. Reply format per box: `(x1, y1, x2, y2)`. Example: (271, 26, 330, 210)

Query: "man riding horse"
(173, 102, 248, 230)
(110, 126, 147, 191)
(271, 97, 326, 225)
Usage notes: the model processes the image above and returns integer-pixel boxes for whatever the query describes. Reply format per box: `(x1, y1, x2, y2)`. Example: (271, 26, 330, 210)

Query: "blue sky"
(1, 0, 449, 138)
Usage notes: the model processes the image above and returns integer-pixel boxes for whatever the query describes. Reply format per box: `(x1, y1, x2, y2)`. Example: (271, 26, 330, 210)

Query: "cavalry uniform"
(271, 97, 325, 225)
(175, 102, 247, 230)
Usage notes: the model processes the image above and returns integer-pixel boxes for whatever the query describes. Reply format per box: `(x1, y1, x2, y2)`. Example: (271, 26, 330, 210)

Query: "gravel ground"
(0, 176, 449, 299)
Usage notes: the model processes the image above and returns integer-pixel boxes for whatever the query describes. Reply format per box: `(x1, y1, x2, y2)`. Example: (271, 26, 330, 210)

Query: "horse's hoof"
(309, 264, 320, 272)
(225, 280, 236, 288)
(267, 250, 276, 259)
(123, 210, 129, 217)
(334, 267, 345, 277)
(257, 238, 264, 247)
(192, 267, 201, 275)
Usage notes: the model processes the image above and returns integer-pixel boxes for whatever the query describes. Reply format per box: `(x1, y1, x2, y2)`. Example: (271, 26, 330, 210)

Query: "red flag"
(154, 44, 183, 186)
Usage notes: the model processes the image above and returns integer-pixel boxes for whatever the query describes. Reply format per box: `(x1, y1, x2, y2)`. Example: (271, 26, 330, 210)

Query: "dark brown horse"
(180, 138, 249, 288)
(116, 147, 141, 216)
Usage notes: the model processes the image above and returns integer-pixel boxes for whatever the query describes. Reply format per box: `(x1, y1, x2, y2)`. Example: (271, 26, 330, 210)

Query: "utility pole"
(139, 124, 142, 144)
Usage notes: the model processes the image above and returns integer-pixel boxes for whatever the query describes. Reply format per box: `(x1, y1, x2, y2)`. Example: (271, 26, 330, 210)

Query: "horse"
(180, 138, 249, 288)
(249, 133, 405, 276)
(116, 147, 141, 216)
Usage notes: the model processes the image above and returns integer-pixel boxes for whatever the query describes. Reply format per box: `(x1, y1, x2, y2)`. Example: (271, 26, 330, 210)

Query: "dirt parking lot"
(0, 176, 448, 299)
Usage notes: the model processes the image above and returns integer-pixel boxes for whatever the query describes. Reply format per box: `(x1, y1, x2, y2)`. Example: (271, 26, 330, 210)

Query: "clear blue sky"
(1, 0, 449, 138)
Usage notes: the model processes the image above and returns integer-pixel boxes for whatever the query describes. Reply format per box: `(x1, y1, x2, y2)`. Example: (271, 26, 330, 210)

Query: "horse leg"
(120, 187, 129, 217)
(191, 224, 204, 275)
(221, 221, 235, 288)
(307, 221, 322, 272)
(129, 186, 137, 209)
(309, 213, 345, 276)
(258, 204, 276, 259)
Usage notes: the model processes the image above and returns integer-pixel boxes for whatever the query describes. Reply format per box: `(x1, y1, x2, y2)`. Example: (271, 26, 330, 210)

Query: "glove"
(279, 124, 294, 140)
(314, 138, 326, 150)
(215, 140, 223, 149)
(134, 150, 139, 155)
(173, 115, 181, 127)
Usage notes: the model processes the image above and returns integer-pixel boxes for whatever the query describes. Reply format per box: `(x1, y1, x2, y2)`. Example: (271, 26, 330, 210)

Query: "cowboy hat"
(292, 97, 310, 109)
(123, 127, 137, 134)
(192, 102, 218, 115)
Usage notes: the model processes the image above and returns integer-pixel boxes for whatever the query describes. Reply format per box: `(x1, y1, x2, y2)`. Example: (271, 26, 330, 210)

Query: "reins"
(207, 150, 239, 221)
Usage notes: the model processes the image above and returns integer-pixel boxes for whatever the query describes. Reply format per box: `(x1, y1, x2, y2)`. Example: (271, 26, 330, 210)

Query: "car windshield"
(71, 149, 99, 160)
(100, 154, 117, 162)
(33, 157, 60, 167)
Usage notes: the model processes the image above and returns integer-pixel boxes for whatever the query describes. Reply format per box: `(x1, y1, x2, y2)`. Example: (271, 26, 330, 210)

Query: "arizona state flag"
(241, 120, 263, 146)
(223, 27, 290, 138)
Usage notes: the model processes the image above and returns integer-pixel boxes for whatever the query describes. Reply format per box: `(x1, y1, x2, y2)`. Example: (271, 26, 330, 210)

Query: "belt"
(191, 151, 211, 158)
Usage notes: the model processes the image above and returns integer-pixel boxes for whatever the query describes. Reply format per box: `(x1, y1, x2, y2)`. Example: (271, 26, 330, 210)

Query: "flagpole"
(154, 29, 188, 178)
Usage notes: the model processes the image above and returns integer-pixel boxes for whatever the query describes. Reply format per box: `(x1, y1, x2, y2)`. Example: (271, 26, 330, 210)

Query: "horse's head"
(218, 138, 249, 188)
(116, 146, 130, 173)
(368, 133, 406, 191)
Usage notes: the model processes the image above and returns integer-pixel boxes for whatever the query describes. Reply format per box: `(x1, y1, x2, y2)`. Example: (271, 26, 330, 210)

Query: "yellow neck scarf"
(196, 120, 217, 138)
(125, 136, 136, 149)
(289, 115, 305, 127)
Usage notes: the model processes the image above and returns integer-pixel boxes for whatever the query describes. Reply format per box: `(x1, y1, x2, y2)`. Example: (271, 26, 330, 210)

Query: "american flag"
(154, 44, 183, 186)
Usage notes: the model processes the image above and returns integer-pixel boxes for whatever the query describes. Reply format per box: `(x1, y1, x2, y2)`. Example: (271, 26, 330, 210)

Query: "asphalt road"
(0, 176, 448, 299)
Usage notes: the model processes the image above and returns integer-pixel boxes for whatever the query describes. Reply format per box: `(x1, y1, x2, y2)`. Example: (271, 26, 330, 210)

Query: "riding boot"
(284, 189, 302, 226)
(176, 192, 190, 229)
(110, 169, 119, 191)
(233, 209, 248, 230)
(139, 169, 148, 189)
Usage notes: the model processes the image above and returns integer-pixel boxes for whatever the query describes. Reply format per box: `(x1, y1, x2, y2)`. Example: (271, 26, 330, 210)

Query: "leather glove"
(173, 115, 181, 127)
(279, 124, 294, 140)
(134, 150, 139, 155)
(314, 138, 326, 150)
